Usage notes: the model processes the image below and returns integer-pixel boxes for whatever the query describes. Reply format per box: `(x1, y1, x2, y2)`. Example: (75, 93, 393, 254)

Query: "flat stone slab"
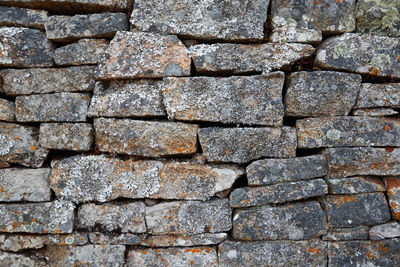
(95, 31, 191, 79)
(218, 240, 327, 267)
(145, 199, 231, 235)
(323, 226, 369, 241)
(53, 39, 109, 66)
(0, 98, 14, 121)
(0, 252, 46, 267)
(370, 222, 400, 240)
(88, 80, 166, 118)
(297, 117, 400, 148)
(321, 192, 391, 228)
(385, 178, 400, 220)
(164, 73, 284, 126)
(233, 201, 327, 240)
(39, 123, 93, 151)
(190, 43, 315, 74)
(130, 0, 268, 40)
(94, 118, 198, 157)
(315, 33, 400, 78)
(199, 127, 296, 163)
(140, 233, 227, 247)
(355, 83, 400, 109)
(285, 71, 361, 116)
(269, 25, 322, 44)
(0, 168, 51, 202)
(127, 247, 218, 266)
(328, 176, 385, 194)
(352, 108, 399, 117)
(0, 122, 48, 168)
(0, 6, 48, 30)
(230, 179, 328, 208)
(45, 13, 127, 42)
(16, 93, 90, 122)
(0, 200, 74, 234)
(0, 27, 53, 67)
(1, 66, 95, 96)
(89, 232, 144, 246)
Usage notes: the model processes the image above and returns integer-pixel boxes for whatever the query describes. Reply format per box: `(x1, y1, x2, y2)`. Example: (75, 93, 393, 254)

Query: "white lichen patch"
(0, 134, 14, 156)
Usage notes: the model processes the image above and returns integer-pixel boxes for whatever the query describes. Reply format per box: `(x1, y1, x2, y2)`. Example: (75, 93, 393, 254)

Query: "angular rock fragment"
(145, 199, 231, 235)
(0, 27, 53, 67)
(230, 179, 328, 207)
(218, 240, 327, 267)
(94, 118, 197, 157)
(190, 43, 315, 74)
(247, 155, 328, 186)
(321, 193, 391, 227)
(164, 73, 284, 126)
(285, 71, 361, 116)
(269, 26, 322, 44)
(89, 232, 144, 246)
(95, 31, 190, 79)
(43, 233, 88, 246)
(385, 178, 400, 220)
(0, 98, 14, 121)
(323, 226, 369, 241)
(130, 0, 268, 40)
(0, 122, 48, 168)
(315, 33, 400, 78)
(297, 117, 400, 148)
(0, 168, 51, 202)
(45, 13, 127, 42)
(233, 201, 327, 240)
(370, 222, 400, 240)
(0, 252, 46, 266)
(127, 247, 218, 266)
(328, 177, 385, 194)
(39, 123, 93, 151)
(0, 200, 74, 233)
(1, 66, 95, 96)
(355, 83, 400, 109)
(0, 6, 48, 30)
(88, 80, 166, 118)
(352, 108, 399, 117)
(140, 233, 227, 247)
(0, 161, 10, 169)
(199, 127, 296, 163)
(16, 93, 90, 122)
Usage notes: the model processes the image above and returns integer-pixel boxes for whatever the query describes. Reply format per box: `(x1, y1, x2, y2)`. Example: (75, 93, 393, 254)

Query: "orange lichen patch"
(29, 146, 37, 151)
(83, 96, 88, 100)
(0, 186, 3, 192)
(365, 250, 376, 260)
(12, 222, 17, 230)
(308, 247, 319, 256)
(397, 56, 400, 61)
(332, 195, 359, 207)
(55, 230, 60, 234)
(14, 136, 20, 141)
(385, 178, 400, 194)
(377, 242, 389, 254)
(180, 78, 185, 82)
(31, 219, 36, 222)
(371, 163, 379, 169)
(385, 147, 395, 152)
(190, 261, 194, 265)
(163, 88, 169, 93)
(336, 0, 341, 3)
(384, 124, 391, 131)
(369, 67, 380, 76)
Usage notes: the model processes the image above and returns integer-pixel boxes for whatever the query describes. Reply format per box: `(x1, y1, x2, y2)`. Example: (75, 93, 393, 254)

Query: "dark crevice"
(263, 0, 273, 41)
(230, 174, 248, 189)
(282, 116, 298, 127)
(296, 148, 324, 157)
(192, 70, 263, 77)
(41, 149, 82, 167)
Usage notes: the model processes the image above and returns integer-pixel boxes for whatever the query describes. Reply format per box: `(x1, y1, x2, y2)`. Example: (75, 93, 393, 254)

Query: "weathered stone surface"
(42, 233, 88, 246)
(89, 232, 144, 246)
(357, 0, 400, 37)
(164, 73, 284, 126)
(352, 108, 399, 117)
(0, 161, 10, 169)
(0, 122, 48, 168)
(285, 71, 361, 116)
(145, 199, 231, 235)
(329, 239, 400, 266)
(190, 43, 315, 74)
(247, 155, 328, 186)
(199, 127, 296, 163)
(386, 178, 400, 220)
(16, 93, 90, 122)
(233, 201, 327, 240)
(0, 252, 46, 266)
(270, 25, 322, 44)
(0, 168, 50, 202)
(0, 200, 74, 234)
(127, 247, 218, 267)
(45, 13, 127, 42)
(370, 222, 400, 240)
(95, 118, 197, 157)
(315, 33, 400, 78)
(88, 80, 166, 118)
(230, 179, 328, 208)
(1, 66, 95, 96)
(140, 233, 227, 247)
(39, 123, 93, 151)
(323, 226, 369, 241)
(328, 177, 385, 194)
(321, 193, 391, 227)
(130, 0, 268, 40)
(0, 6, 48, 30)
(95, 31, 190, 79)
(218, 240, 328, 267)
(0, 98, 14, 122)
(297, 117, 400, 148)
(0, 27, 53, 67)
(355, 83, 400, 109)
(77, 202, 146, 233)
(53, 39, 109, 66)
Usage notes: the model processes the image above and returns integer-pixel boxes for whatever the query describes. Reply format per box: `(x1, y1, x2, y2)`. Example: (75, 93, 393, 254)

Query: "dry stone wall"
(0, 0, 400, 266)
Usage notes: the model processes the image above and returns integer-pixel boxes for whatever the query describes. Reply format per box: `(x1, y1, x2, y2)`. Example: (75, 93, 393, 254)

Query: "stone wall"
(0, 0, 400, 266)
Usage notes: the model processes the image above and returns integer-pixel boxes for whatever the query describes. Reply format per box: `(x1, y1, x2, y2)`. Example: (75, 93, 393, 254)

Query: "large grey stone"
(328, 176, 385, 194)
(0, 252, 46, 266)
(0, 6, 48, 30)
(0, 98, 14, 122)
(355, 83, 400, 109)
(385, 178, 400, 220)
(89, 232, 144, 246)
(323, 226, 369, 241)
(140, 233, 227, 247)
(370, 222, 400, 240)
(352, 108, 399, 117)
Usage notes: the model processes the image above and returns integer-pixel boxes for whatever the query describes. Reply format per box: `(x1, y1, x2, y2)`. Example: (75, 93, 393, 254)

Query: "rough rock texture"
(1, 66, 95, 96)
(0, 98, 14, 121)
(199, 127, 296, 163)
(355, 83, 400, 109)
(247, 155, 328, 186)
(285, 71, 361, 116)
(88, 80, 166, 118)
(386, 178, 400, 220)
(140, 233, 227, 247)
(352, 108, 399, 117)
(130, 0, 268, 40)
(315, 33, 400, 78)
(190, 43, 315, 74)
(323, 226, 369, 241)
(233, 201, 327, 240)
(0, 168, 51, 202)
(0, 6, 48, 30)
(164, 73, 285, 126)
(95, 31, 191, 79)
(53, 39, 109, 66)
(89, 232, 143, 246)
(370, 222, 400, 240)
(45, 13, 127, 42)
(328, 177, 385, 194)
(16, 93, 90, 122)
(0, 27, 53, 67)
(0, 252, 46, 266)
